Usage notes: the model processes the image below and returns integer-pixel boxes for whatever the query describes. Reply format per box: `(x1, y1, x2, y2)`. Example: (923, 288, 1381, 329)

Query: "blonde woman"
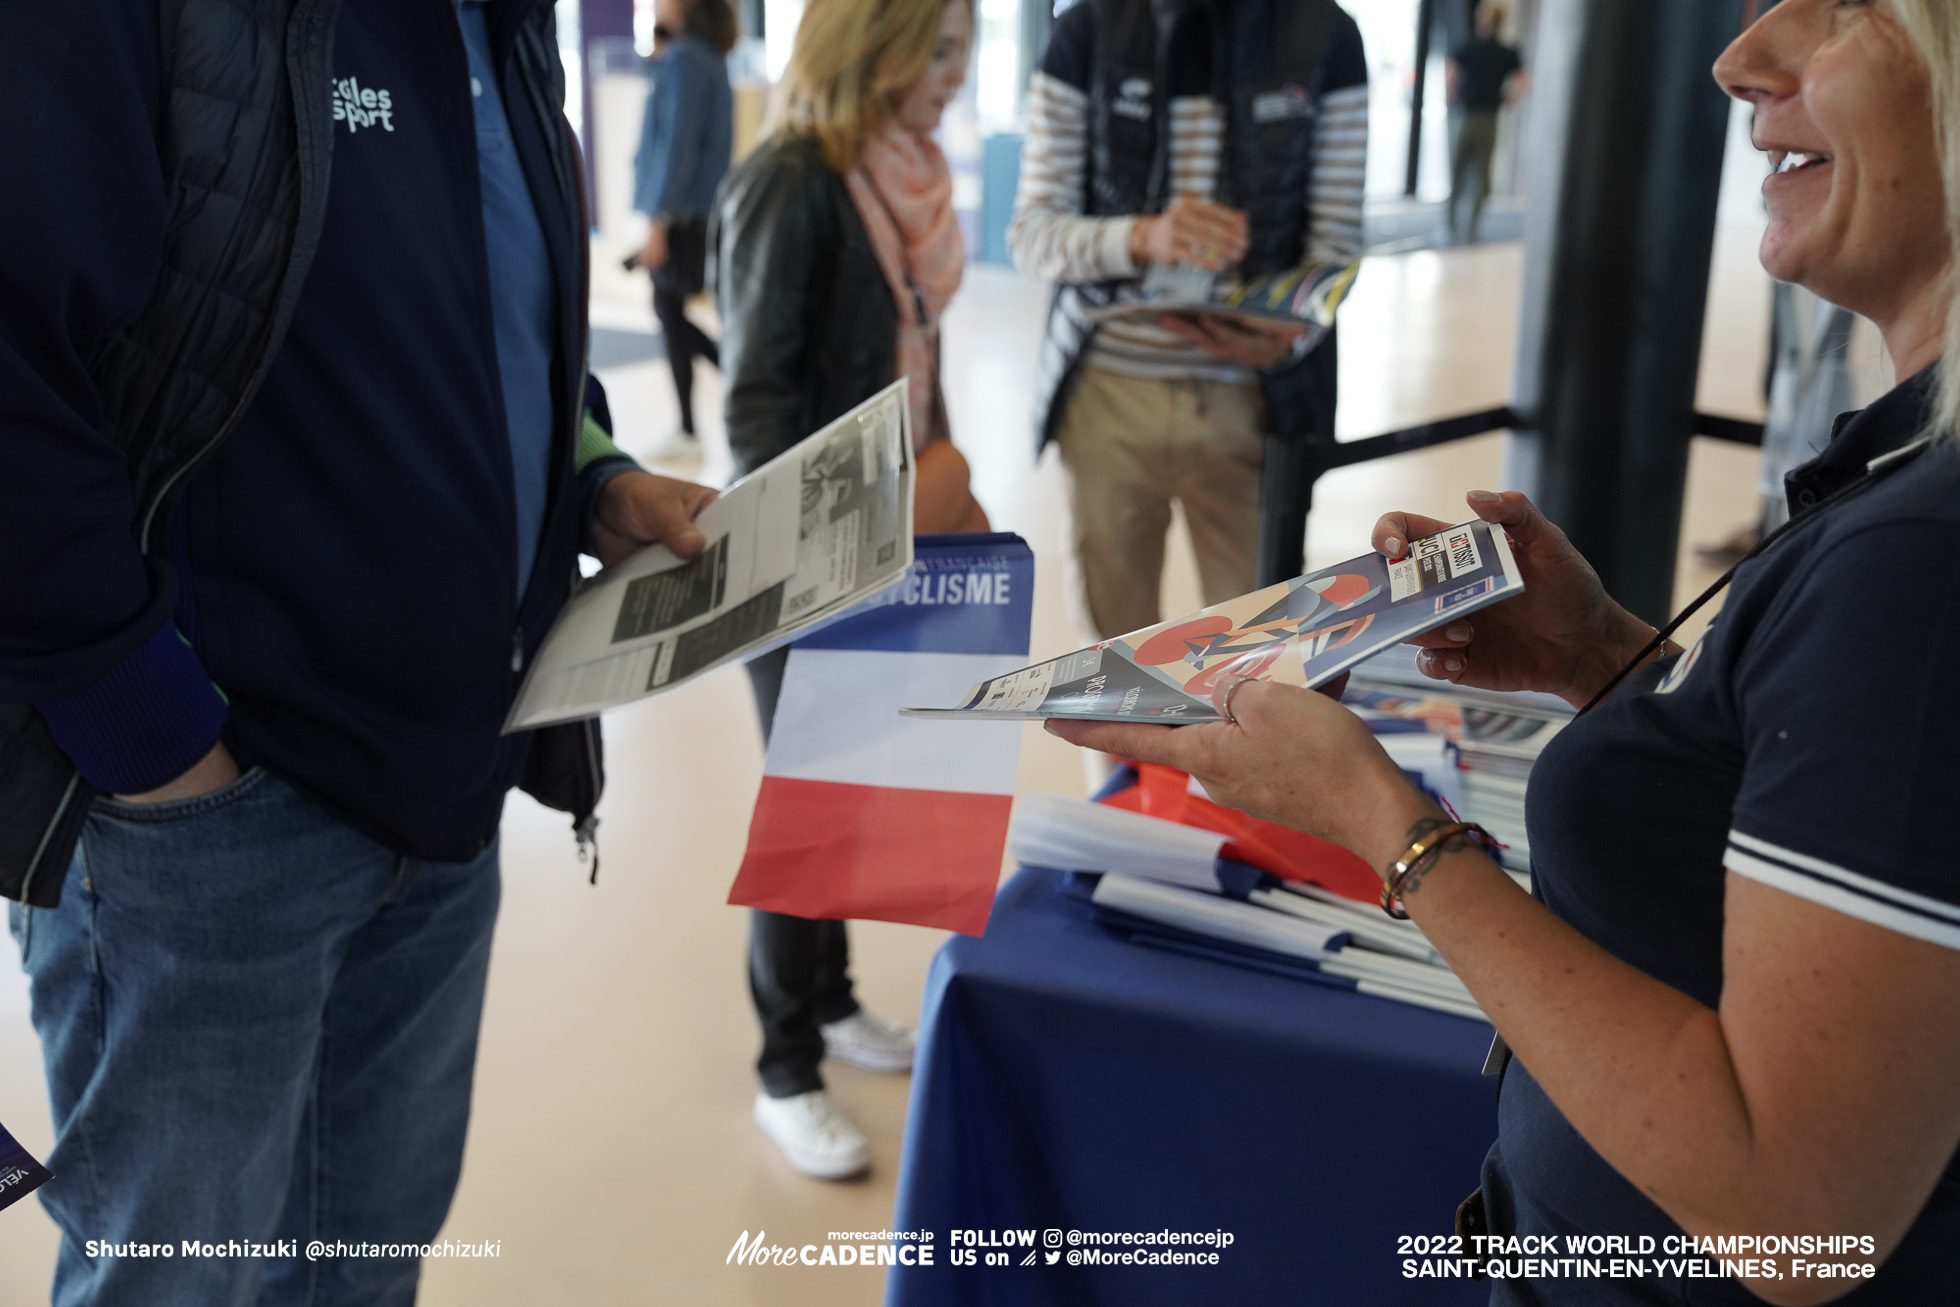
(1053, 1, 1960, 1301)
(714, 0, 982, 1179)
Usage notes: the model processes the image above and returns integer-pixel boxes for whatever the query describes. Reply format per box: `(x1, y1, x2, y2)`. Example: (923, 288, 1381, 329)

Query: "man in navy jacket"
(0, 1, 709, 1300)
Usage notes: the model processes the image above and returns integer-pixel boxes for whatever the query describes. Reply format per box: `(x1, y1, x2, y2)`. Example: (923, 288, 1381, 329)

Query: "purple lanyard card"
(0, 1119, 51, 1214)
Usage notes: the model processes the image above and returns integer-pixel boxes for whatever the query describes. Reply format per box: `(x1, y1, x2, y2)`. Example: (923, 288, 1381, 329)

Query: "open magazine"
(902, 519, 1523, 724)
(506, 381, 915, 731)
(1080, 259, 1359, 335)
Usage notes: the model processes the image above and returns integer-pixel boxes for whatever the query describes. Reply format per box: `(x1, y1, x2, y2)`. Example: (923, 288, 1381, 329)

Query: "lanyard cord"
(1574, 435, 1936, 717)
(1485, 434, 1934, 1097)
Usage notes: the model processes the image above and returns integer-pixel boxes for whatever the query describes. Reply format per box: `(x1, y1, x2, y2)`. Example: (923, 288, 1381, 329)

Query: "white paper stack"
(1013, 793, 1489, 1022)
(1347, 643, 1571, 879)
(1008, 791, 1228, 892)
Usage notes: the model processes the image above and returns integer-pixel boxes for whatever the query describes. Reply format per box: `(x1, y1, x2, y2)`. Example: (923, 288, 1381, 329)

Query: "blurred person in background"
(1445, 2, 1526, 246)
(712, 0, 986, 1179)
(633, 0, 737, 456)
(1009, 0, 1368, 645)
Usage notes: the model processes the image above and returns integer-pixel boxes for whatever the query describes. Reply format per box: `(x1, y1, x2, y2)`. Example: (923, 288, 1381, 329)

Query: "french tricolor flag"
(730, 534, 1034, 935)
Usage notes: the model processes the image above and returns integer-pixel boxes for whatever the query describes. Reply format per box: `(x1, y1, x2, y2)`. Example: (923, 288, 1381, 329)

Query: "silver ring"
(1219, 675, 1254, 724)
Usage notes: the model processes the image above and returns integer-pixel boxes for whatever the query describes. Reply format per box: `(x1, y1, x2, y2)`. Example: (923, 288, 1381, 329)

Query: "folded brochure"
(506, 380, 914, 730)
(902, 519, 1522, 723)
(1080, 259, 1359, 336)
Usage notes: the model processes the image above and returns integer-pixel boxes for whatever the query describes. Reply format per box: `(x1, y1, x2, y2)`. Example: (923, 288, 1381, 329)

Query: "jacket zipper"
(19, 773, 83, 907)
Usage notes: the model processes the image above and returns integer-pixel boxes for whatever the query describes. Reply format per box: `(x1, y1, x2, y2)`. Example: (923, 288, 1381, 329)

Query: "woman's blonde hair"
(1892, 0, 1960, 439)
(768, 0, 968, 173)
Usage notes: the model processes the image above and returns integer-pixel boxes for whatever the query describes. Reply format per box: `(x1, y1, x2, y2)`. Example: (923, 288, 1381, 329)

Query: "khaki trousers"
(1055, 366, 1265, 639)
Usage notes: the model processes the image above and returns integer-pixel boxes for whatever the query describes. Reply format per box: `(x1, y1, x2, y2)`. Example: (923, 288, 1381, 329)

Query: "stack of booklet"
(1344, 644, 1572, 878)
(1011, 793, 1487, 1022)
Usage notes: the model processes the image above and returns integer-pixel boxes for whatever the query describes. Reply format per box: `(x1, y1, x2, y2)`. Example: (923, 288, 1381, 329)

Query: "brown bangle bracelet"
(1378, 821, 1483, 919)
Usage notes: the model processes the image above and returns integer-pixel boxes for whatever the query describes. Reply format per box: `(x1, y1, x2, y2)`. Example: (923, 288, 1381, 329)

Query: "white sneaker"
(754, 1090, 872, 1180)
(821, 1008, 916, 1074)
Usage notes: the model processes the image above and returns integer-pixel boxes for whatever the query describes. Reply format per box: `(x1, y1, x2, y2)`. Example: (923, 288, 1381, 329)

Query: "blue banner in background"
(0, 1119, 51, 1214)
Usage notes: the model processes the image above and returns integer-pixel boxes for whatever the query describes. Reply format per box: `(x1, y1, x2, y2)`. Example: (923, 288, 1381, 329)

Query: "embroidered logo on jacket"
(1113, 77, 1152, 122)
(333, 77, 397, 133)
(1251, 84, 1314, 123)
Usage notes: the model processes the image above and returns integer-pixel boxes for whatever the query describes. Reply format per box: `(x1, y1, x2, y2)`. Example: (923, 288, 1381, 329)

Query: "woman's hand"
(1378, 490, 1670, 710)
(1046, 676, 1432, 868)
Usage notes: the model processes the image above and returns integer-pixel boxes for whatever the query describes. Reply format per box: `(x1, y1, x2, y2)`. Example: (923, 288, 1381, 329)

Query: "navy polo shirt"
(1484, 368, 1960, 1305)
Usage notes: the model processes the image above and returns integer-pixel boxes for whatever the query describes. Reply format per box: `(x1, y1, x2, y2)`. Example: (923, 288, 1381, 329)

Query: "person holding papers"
(713, 0, 986, 1178)
(1, 1, 712, 1302)
(1049, 2, 1960, 1301)
(1008, 0, 1367, 641)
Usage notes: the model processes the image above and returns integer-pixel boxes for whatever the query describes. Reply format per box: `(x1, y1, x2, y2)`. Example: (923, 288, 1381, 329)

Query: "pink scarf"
(845, 128, 964, 452)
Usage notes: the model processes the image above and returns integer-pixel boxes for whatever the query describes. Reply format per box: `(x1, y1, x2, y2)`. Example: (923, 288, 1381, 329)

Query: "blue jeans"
(8, 767, 501, 1307)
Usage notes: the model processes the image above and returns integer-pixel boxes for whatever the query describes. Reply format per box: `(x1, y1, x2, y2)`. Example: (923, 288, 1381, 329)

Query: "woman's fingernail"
(1383, 535, 1403, 557)
(1466, 489, 1501, 506)
(1444, 655, 1464, 673)
(1444, 622, 1473, 643)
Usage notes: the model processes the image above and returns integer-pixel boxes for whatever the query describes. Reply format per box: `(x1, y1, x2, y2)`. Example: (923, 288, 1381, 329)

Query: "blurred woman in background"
(714, 0, 985, 1180)
(632, 0, 736, 455)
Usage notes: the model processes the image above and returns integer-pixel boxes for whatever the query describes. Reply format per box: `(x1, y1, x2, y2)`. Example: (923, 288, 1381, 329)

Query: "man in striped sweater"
(1010, 0, 1368, 639)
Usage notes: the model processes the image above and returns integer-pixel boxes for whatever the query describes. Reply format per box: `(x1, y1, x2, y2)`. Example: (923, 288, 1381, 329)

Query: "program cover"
(902, 519, 1523, 724)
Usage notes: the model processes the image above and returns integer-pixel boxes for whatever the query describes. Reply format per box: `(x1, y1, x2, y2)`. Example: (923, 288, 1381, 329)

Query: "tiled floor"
(0, 227, 1772, 1306)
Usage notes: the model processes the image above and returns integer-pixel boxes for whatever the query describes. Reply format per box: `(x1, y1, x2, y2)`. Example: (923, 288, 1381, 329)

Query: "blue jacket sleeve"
(656, 48, 709, 219)
(634, 43, 711, 219)
(631, 60, 671, 216)
(1, 0, 229, 792)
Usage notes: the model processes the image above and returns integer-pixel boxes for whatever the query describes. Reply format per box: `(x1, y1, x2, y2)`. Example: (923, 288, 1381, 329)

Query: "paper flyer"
(506, 381, 915, 730)
(903, 519, 1524, 724)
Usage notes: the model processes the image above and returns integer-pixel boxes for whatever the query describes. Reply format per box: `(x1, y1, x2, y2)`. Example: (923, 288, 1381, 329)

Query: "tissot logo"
(332, 77, 397, 133)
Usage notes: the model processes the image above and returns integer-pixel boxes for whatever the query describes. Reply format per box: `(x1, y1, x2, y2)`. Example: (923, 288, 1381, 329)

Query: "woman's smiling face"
(1716, 0, 1947, 325)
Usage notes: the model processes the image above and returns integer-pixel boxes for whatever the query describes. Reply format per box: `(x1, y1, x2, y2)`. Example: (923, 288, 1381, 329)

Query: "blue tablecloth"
(886, 867, 1499, 1307)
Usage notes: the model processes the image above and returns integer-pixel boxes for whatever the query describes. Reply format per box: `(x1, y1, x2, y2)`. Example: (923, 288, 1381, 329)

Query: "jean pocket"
(93, 766, 270, 823)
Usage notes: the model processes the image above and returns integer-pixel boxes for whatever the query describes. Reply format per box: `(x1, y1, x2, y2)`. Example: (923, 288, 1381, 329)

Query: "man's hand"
(114, 740, 241, 804)
(1157, 311, 1306, 369)
(637, 222, 669, 272)
(592, 469, 716, 568)
(1128, 196, 1249, 271)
